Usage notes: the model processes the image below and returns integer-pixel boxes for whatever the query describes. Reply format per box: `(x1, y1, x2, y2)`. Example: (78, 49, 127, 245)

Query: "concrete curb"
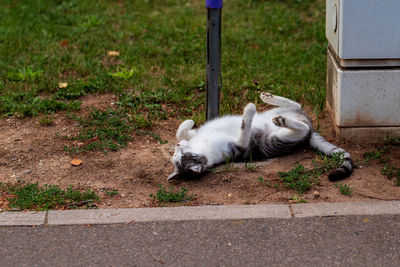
(291, 201, 400, 217)
(47, 204, 291, 225)
(0, 201, 399, 226)
(0, 211, 46, 226)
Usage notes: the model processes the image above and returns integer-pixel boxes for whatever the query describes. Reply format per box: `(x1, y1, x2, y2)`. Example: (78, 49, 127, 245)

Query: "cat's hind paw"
(244, 103, 256, 116)
(272, 116, 286, 127)
(176, 120, 195, 141)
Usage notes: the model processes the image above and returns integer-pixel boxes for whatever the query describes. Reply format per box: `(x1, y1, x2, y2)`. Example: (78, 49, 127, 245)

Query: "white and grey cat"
(168, 92, 353, 181)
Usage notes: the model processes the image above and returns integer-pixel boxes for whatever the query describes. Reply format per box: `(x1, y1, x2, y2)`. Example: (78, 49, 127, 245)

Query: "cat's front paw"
(260, 92, 273, 101)
(273, 116, 286, 127)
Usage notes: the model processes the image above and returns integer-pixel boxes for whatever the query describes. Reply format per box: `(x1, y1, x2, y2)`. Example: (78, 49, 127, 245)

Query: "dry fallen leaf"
(59, 82, 68, 88)
(107, 50, 120, 56)
(60, 39, 69, 47)
(70, 158, 83, 166)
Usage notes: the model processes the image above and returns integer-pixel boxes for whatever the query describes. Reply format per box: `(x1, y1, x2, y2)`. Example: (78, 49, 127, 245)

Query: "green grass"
(279, 152, 345, 193)
(363, 136, 400, 163)
(38, 115, 54, 126)
(1, 0, 327, 122)
(335, 183, 352, 196)
(223, 157, 238, 172)
(0, 90, 81, 117)
(289, 194, 307, 203)
(105, 190, 119, 197)
(245, 155, 257, 171)
(257, 175, 281, 189)
(257, 176, 270, 187)
(363, 136, 400, 186)
(279, 163, 318, 194)
(63, 109, 134, 153)
(150, 184, 193, 204)
(62, 108, 168, 153)
(0, 181, 99, 210)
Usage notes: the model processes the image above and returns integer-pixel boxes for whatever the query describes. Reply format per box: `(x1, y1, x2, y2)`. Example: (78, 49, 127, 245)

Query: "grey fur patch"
(179, 152, 208, 173)
(182, 152, 207, 165)
(249, 129, 311, 159)
(227, 142, 248, 161)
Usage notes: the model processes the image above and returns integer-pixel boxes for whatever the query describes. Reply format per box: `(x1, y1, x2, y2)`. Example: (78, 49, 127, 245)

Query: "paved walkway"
(0, 201, 399, 266)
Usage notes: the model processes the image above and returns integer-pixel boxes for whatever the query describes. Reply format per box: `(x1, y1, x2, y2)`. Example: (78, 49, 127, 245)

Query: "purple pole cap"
(206, 0, 223, 9)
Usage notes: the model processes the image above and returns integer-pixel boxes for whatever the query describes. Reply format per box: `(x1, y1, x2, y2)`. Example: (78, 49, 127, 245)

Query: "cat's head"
(167, 140, 208, 180)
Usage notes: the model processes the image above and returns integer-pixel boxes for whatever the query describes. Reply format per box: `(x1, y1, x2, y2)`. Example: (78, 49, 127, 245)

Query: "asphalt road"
(1, 215, 399, 266)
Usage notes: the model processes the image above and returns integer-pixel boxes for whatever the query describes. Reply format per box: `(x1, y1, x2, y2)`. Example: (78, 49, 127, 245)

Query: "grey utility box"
(326, 0, 400, 142)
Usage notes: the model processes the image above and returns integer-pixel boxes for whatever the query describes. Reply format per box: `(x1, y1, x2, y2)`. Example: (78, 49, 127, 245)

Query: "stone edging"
(0, 201, 399, 226)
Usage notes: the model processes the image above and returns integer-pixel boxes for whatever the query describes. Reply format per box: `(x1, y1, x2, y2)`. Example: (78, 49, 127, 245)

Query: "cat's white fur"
(168, 92, 353, 181)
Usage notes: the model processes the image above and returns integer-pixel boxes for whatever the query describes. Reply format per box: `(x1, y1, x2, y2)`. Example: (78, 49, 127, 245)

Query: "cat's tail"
(309, 132, 353, 181)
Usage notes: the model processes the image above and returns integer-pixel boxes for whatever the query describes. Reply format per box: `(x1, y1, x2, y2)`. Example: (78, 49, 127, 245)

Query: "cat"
(167, 92, 353, 181)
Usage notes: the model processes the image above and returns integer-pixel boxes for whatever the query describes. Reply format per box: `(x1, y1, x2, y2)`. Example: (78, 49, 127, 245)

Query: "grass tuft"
(279, 163, 317, 194)
(0, 181, 99, 210)
(105, 190, 119, 197)
(150, 184, 193, 204)
(289, 194, 307, 203)
(335, 183, 352, 196)
(363, 135, 400, 186)
(64, 109, 133, 153)
(38, 115, 54, 126)
(245, 155, 257, 172)
(279, 152, 346, 193)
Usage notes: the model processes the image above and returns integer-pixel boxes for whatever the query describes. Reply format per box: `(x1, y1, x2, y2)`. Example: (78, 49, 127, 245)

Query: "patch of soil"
(0, 95, 399, 209)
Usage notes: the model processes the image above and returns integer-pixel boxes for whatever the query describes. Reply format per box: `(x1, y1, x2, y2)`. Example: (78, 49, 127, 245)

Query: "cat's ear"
(167, 171, 180, 181)
(189, 165, 202, 173)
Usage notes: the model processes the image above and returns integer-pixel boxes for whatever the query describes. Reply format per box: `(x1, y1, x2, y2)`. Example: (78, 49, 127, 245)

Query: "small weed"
(289, 194, 307, 203)
(135, 130, 168, 144)
(109, 67, 137, 79)
(312, 151, 345, 173)
(363, 151, 384, 163)
(381, 163, 400, 186)
(279, 152, 348, 194)
(381, 163, 399, 179)
(224, 157, 238, 172)
(105, 190, 119, 196)
(257, 176, 271, 187)
(363, 136, 400, 163)
(0, 181, 99, 210)
(279, 163, 318, 194)
(245, 155, 257, 172)
(363, 135, 400, 186)
(150, 185, 193, 204)
(7, 67, 43, 81)
(38, 115, 54, 126)
(353, 158, 361, 169)
(335, 183, 352, 196)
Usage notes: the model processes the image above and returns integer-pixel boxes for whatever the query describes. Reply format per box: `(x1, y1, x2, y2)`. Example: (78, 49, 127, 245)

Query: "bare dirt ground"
(0, 94, 399, 209)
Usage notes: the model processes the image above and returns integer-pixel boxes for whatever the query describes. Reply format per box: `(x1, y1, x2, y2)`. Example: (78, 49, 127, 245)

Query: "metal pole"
(206, 0, 222, 121)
